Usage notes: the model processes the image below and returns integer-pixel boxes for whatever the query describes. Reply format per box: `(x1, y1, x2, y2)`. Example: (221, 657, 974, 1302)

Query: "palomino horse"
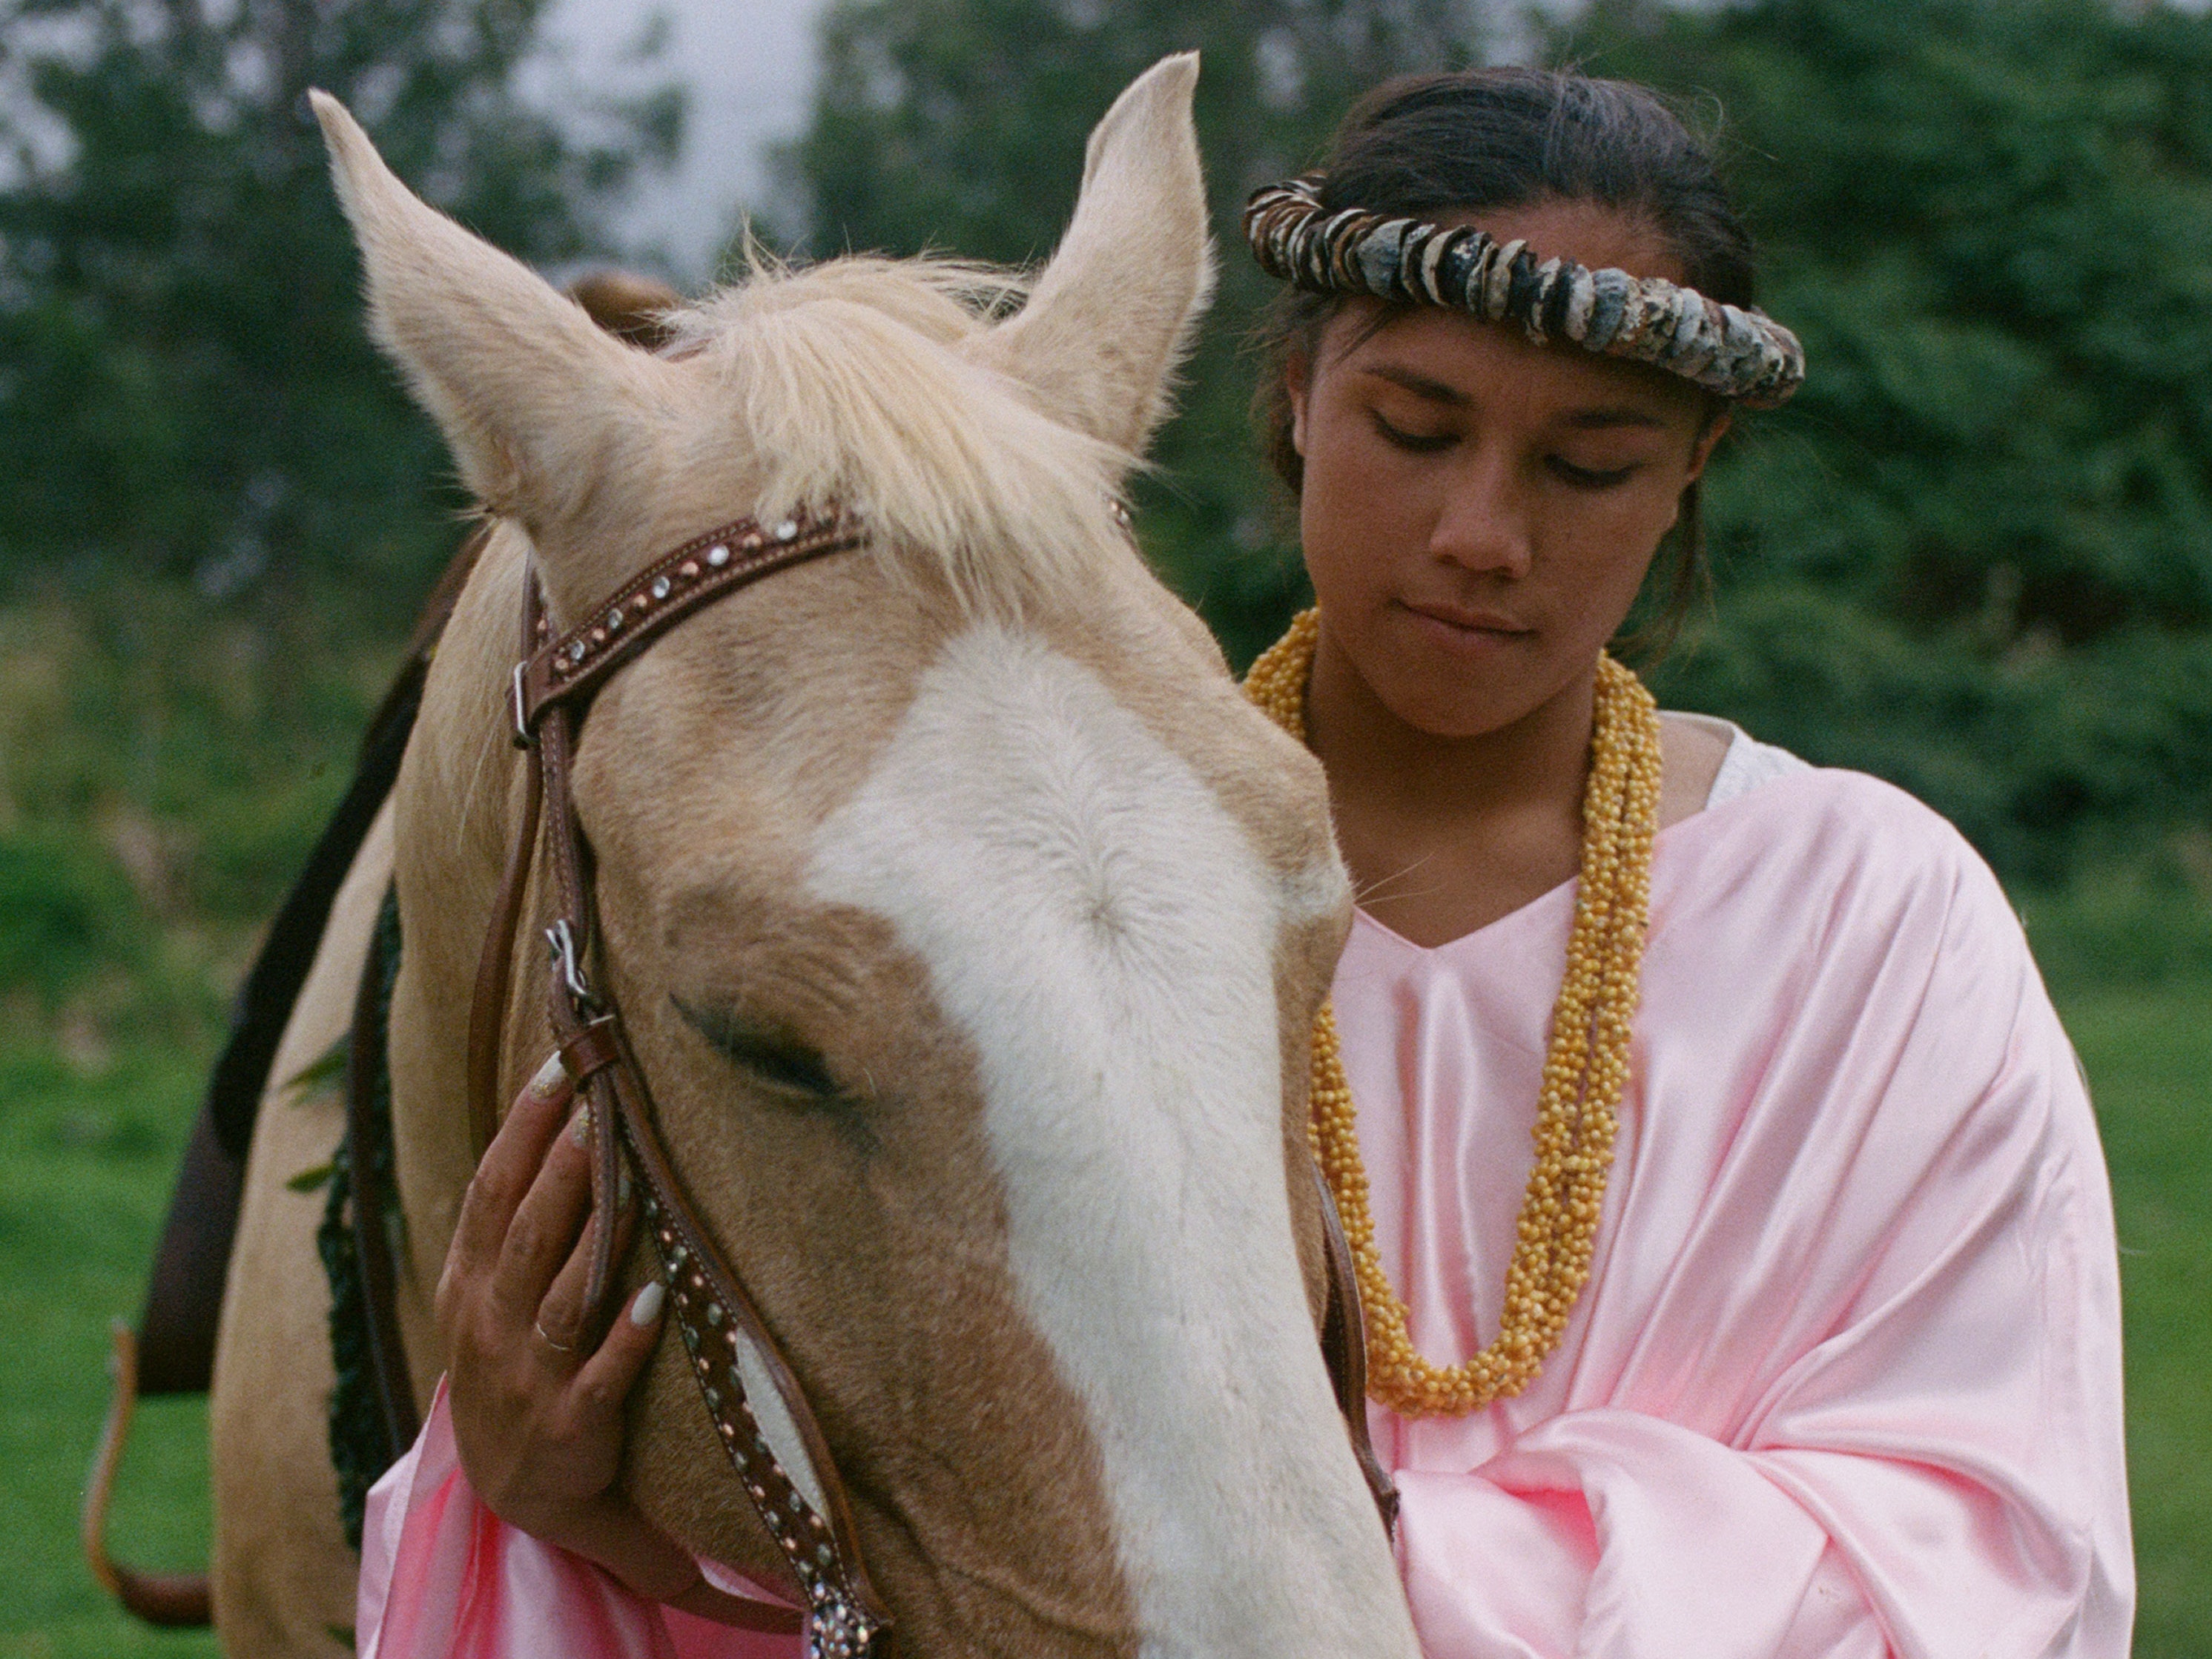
(208, 56, 1419, 1659)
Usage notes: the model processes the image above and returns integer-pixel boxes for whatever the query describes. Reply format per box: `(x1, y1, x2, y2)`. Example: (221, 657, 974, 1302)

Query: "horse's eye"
(673, 998, 843, 1099)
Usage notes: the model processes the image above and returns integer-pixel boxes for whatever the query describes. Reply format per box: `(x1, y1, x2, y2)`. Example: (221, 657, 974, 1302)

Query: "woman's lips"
(1399, 598, 1533, 646)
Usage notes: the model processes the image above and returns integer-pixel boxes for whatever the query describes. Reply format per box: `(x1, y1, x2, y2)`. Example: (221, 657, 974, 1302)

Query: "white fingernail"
(530, 1052, 569, 1098)
(630, 1280, 665, 1326)
(569, 1103, 592, 1147)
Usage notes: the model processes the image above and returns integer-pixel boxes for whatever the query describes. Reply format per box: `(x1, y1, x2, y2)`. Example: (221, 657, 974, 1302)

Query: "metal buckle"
(546, 919, 595, 1011)
(511, 662, 535, 750)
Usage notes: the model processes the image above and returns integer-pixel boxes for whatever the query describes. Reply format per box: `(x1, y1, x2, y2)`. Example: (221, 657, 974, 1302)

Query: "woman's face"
(1290, 198, 1727, 740)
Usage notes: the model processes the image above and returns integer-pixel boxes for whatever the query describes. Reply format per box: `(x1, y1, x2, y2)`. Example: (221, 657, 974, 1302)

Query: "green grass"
(0, 980, 2205, 1653)
(2062, 980, 2212, 1657)
(0, 1045, 220, 1659)
(0, 583, 373, 1658)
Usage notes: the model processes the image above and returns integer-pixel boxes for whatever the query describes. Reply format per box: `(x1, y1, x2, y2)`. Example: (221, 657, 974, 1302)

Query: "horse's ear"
(971, 53, 1215, 458)
(308, 90, 665, 530)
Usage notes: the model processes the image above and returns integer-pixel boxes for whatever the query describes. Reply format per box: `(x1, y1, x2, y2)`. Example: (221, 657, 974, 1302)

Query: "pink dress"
(358, 736, 2132, 1657)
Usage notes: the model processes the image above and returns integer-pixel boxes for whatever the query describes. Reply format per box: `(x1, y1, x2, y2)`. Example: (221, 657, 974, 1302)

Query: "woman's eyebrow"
(1362, 364, 1470, 406)
(1362, 365, 1671, 431)
(1562, 407, 1668, 430)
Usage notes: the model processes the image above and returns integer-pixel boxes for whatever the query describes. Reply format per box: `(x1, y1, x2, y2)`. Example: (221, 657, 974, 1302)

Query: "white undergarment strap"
(1703, 719, 1811, 810)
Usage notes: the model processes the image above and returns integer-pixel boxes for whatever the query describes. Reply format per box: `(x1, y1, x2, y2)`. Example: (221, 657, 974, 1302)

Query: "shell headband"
(1244, 176, 1804, 409)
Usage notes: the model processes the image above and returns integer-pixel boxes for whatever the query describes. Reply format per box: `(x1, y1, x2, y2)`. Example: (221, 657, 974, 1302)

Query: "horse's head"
(320, 58, 1419, 1659)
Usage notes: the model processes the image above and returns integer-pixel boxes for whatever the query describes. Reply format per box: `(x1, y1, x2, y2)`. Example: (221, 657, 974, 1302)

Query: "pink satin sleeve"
(357, 1380, 802, 1659)
(1396, 1419, 1883, 1659)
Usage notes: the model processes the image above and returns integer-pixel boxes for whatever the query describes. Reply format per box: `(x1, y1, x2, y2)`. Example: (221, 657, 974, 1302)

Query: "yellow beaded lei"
(1244, 609, 1663, 1417)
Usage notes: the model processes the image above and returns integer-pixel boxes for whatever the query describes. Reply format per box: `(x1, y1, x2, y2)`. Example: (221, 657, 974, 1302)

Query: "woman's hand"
(434, 1052, 701, 1604)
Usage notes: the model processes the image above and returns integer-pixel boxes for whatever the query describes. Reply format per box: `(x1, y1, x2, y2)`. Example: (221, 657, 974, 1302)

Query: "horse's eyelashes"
(746, 1043, 843, 1098)
(673, 997, 845, 1101)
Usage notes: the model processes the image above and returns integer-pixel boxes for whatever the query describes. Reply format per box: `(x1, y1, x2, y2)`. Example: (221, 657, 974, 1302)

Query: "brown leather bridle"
(463, 504, 1396, 1658)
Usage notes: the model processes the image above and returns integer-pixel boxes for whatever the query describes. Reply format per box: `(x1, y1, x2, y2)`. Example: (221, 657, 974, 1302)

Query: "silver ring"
(534, 1319, 577, 1355)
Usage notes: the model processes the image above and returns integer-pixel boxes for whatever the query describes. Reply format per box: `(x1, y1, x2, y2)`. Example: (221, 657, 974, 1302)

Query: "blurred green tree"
(0, 0, 681, 619)
(1564, 0, 2212, 880)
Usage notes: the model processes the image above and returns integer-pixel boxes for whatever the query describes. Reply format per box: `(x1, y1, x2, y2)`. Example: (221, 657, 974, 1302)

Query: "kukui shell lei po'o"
(1244, 175, 1804, 409)
(1244, 610, 1663, 1417)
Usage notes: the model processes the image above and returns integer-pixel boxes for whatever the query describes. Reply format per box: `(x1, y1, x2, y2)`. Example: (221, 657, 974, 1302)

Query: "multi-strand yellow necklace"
(1244, 609, 1663, 1418)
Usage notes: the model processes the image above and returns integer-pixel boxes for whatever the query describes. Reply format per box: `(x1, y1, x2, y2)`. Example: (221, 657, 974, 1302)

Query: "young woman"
(366, 68, 2131, 1658)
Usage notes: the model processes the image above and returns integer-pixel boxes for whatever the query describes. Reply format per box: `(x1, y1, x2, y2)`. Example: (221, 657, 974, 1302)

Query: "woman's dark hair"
(1255, 67, 1760, 655)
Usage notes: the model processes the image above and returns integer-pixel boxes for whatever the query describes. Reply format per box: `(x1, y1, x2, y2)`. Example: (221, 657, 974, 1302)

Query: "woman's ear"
(1287, 347, 1313, 458)
(1686, 409, 1731, 484)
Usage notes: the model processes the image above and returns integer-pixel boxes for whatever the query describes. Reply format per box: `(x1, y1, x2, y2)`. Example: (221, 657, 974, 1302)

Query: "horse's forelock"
(666, 254, 1026, 347)
(661, 256, 1134, 618)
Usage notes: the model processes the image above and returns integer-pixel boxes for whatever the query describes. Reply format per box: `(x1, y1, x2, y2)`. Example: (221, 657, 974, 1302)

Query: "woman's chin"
(1373, 682, 1528, 745)
(1364, 633, 1541, 740)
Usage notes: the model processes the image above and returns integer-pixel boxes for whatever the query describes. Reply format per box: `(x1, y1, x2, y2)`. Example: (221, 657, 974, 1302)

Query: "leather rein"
(463, 505, 1396, 1658)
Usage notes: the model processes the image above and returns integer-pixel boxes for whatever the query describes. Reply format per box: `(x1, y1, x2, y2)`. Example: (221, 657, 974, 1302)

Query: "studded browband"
(466, 504, 1396, 1658)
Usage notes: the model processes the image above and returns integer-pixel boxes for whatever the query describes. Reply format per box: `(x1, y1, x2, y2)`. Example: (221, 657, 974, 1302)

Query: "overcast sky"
(538, 0, 832, 278)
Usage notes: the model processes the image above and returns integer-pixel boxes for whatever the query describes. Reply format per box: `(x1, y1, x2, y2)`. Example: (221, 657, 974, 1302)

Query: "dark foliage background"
(1582, 0, 2212, 885)
(0, 0, 679, 1049)
(1, 0, 680, 613)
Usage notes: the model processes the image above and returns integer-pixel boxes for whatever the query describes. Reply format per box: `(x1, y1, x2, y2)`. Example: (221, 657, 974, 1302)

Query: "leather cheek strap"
(532, 701, 896, 1647)
(472, 520, 894, 1652)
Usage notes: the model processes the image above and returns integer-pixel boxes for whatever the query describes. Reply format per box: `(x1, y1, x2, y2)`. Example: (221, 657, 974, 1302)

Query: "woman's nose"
(1429, 452, 1533, 578)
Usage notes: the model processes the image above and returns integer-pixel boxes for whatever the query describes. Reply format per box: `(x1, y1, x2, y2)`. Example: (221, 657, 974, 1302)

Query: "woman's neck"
(1304, 627, 1727, 949)
(1305, 624, 1597, 948)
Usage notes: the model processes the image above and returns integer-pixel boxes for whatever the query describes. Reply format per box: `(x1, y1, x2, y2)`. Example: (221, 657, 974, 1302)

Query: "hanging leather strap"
(1315, 1163, 1398, 1531)
(464, 574, 548, 1161)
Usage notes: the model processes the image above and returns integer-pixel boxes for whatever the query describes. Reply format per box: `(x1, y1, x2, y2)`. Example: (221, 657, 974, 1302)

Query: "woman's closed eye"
(1370, 409, 1456, 455)
(1369, 407, 1643, 487)
(1545, 455, 1641, 489)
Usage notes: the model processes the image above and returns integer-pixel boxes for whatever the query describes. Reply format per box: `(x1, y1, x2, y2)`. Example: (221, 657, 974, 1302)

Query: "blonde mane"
(662, 254, 1141, 613)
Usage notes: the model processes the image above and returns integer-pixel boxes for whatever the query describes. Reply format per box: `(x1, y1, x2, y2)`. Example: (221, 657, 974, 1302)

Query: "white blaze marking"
(806, 624, 1414, 1659)
(736, 1330, 831, 1523)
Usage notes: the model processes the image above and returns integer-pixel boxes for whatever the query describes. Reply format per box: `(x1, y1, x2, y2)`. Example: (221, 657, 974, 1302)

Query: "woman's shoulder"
(1661, 714, 2013, 945)
(1661, 710, 1812, 812)
(1669, 713, 1978, 865)
(1651, 733, 2061, 1112)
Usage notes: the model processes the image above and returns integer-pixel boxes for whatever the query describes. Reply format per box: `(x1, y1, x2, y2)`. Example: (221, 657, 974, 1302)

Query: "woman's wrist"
(664, 1572, 802, 1631)
(549, 1494, 703, 1606)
